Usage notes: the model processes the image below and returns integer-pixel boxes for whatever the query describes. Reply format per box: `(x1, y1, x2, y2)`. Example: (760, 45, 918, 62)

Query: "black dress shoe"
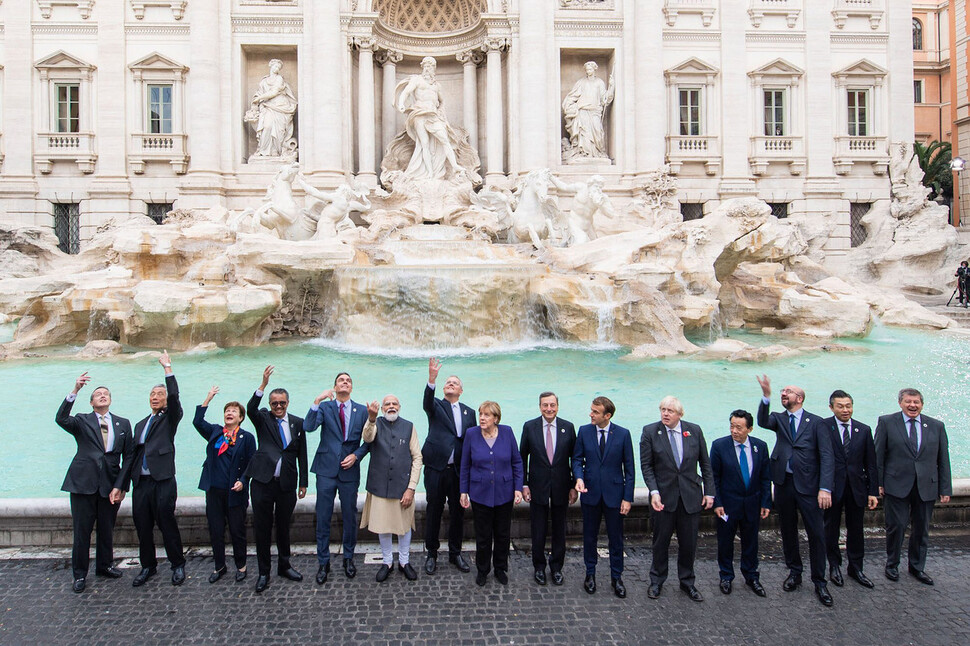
(132, 567, 156, 587)
(376, 564, 391, 583)
(829, 566, 844, 587)
(584, 573, 596, 594)
(316, 562, 330, 585)
(746, 579, 767, 597)
(425, 555, 437, 575)
(96, 567, 123, 579)
(209, 566, 227, 584)
(719, 579, 732, 595)
(235, 570, 248, 583)
(534, 569, 547, 586)
(279, 567, 303, 582)
(398, 562, 418, 581)
(885, 566, 900, 582)
(172, 565, 186, 586)
(449, 554, 471, 573)
(73, 577, 86, 593)
(551, 571, 564, 586)
(343, 558, 357, 579)
(847, 568, 873, 588)
(908, 566, 934, 585)
(782, 573, 802, 591)
(611, 577, 626, 599)
(475, 571, 487, 586)
(647, 583, 662, 599)
(495, 570, 509, 585)
(680, 583, 703, 602)
(815, 583, 834, 607)
(255, 574, 269, 593)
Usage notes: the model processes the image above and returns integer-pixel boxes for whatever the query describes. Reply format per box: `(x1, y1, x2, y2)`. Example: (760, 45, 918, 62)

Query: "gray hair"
(897, 388, 923, 403)
(658, 395, 684, 415)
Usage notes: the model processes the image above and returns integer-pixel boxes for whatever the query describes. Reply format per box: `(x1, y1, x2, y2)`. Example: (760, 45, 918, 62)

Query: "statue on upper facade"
(245, 59, 299, 162)
(562, 61, 615, 163)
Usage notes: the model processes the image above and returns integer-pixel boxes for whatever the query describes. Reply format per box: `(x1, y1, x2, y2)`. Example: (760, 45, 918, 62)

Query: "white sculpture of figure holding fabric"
(298, 177, 372, 240)
(551, 174, 617, 240)
(395, 57, 463, 180)
(245, 59, 298, 161)
(562, 61, 615, 162)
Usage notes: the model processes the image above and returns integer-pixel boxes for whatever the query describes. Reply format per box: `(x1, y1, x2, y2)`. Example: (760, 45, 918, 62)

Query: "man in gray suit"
(874, 388, 952, 585)
(640, 396, 715, 602)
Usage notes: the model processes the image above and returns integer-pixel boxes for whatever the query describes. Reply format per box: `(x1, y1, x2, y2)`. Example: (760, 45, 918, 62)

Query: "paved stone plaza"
(1, 533, 967, 645)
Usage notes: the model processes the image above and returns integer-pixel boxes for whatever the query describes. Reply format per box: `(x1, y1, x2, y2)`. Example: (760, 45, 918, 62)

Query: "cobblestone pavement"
(1, 533, 968, 646)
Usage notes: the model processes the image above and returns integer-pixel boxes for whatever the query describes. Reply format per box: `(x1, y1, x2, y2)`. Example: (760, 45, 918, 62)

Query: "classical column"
(377, 49, 403, 158)
(456, 50, 483, 150)
(483, 38, 508, 184)
(355, 37, 377, 187)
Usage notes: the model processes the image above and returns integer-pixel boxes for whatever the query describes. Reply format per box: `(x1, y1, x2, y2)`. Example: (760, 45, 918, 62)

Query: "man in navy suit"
(711, 410, 771, 597)
(520, 391, 576, 586)
(756, 375, 835, 607)
(304, 372, 371, 584)
(573, 396, 635, 599)
(421, 358, 476, 575)
(56, 372, 134, 593)
(822, 390, 879, 589)
(640, 396, 715, 602)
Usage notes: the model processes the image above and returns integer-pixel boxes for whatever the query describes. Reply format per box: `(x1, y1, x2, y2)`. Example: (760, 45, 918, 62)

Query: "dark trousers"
(824, 489, 866, 572)
(69, 492, 120, 579)
(205, 489, 248, 571)
(529, 501, 567, 573)
(471, 500, 513, 575)
(250, 478, 296, 576)
(716, 511, 761, 583)
(424, 465, 464, 557)
(581, 501, 624, 579)
(774, 474, 826, 583)
(132, 476, 184, 570)
(649, 504, 699, 587)
(885, 484, 935, 572)
(314, 474, 359, 566)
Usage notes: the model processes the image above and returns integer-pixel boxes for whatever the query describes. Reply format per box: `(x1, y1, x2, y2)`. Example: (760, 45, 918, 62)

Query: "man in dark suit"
(756, 375, 835, 606)
(823, 390, 879, 588)
(131, 351, 186, 587)
(246, 365, 308, 593)
(304, 372, 371, 584)
(640, 396, 715, 602)
(56, 372, 134, 593)
(711, 409, 771, 597)
(875, 388, 952, 585)
(421, 357, 476, 575)
(573, 396, 635, 599)
(520, 391, 576, 586)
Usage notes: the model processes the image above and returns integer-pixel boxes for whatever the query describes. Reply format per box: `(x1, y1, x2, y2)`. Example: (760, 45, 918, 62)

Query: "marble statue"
(299, 177, 372, 240)
(562, 61, 615, 162)
(889, 142, 932, 219)
(626, 166, 681, 229)
(245, 59, 298, 162)
(229, 163, 316, 240)
(550, 174, 616, 239)
(507, 169, 560, 249)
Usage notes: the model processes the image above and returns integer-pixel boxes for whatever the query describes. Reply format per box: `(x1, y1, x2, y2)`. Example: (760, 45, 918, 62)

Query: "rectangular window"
(764, 89, 786, 136)
(147, 203, 173, 224)
(55, 84, 80, 133)
(148, 84, 173, 134)
(847, 89, 869, 136)
(914, 80, 924, 104)
(850, 202, 871, 247)
(768, 202, 789, 219)
(680, 202, 704, 221)
(679, 88, 701, 136)
(53, 203, 80, 254)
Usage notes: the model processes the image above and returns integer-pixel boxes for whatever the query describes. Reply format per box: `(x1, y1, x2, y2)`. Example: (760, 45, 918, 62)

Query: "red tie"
(545, 423, 554, 463)
(339, 402, 347, 441)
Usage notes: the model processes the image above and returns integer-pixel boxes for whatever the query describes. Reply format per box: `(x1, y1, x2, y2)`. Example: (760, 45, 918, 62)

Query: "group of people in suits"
(57, 355, 953, 606)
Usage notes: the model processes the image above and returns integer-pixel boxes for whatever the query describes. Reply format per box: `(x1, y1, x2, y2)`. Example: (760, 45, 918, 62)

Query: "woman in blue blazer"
(194, 386, 257, 583)
(460, 401, 524, 586)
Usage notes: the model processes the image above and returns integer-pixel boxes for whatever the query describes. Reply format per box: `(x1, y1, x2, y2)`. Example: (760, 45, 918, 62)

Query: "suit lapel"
(896, 416, 918, 458)
(656, 424, 677, 468)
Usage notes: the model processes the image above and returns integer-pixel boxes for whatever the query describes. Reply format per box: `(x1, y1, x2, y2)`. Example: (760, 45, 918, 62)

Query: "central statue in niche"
(395, 56, 463, 180)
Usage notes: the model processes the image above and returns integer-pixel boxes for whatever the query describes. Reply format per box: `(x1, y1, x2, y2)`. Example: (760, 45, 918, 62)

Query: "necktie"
(738, 443, 750, 488)
(789, 414, 797, 441)
(598, 429, 606, 457)
(545, 423, 555, 463)
(99, 416, 110, 451)
(277, 417, 289, 449)
(669, 429, 681, 467)
(908, 418, 919, 453)
(141, 414, 154, 471)
(339, 403, 347, 441)
(453, 403, 463, 437)
(841, 423, 850, 448)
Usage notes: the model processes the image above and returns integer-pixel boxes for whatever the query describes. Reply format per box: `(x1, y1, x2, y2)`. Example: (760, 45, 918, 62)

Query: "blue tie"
(141, 414, 155, 472)
(277, 418, 288, 449)
(789, 414, 796, 441)
(739, 443, 750, 488)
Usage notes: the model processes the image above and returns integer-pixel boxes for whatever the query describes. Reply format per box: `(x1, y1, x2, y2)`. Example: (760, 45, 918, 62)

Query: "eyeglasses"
(270, 401, 288, 408)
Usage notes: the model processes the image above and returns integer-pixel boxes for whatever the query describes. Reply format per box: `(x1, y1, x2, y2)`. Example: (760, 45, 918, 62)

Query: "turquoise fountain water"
(2, 325, 967, 497)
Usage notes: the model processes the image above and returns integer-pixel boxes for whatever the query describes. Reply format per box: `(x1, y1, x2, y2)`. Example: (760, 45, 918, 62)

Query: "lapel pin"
(657, 430, 662, 435)
(682, 431, 691, 437)
(753, 445, 758, 453)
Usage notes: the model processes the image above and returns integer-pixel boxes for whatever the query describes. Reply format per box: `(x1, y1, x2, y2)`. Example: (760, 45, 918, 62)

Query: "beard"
(383, 412, 399, 423)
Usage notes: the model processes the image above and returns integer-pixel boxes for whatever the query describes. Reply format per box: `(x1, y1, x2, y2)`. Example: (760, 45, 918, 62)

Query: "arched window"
(913, 18, 923, 50)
